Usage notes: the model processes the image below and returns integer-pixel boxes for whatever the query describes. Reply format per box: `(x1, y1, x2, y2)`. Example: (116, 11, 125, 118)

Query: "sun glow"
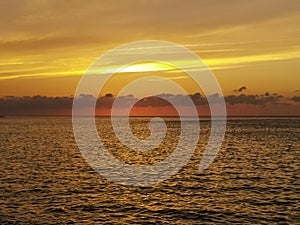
(96, 62, 176, 74)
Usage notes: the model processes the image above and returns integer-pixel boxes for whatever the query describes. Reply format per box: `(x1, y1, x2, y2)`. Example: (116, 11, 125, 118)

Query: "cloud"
(2, 0, 299, 39)
(291, 96, 300, 102)
(234, 86, 247, 92)
(0, 92, 298, 116)
(0, 95, 73, 115)
(225, 93, 283, 105)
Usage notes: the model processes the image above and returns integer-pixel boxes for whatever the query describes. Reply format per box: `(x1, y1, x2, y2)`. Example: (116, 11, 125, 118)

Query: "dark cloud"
(225, 94, 282, 105)
(0, 93, 294, 116)
(0, 95, 73, 115)
(234, 86, 247, 92)
(291, 96, 300, 102)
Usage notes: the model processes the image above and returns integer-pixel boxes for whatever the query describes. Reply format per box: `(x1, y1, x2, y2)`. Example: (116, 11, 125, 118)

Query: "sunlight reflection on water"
(0, 117, 299, 224)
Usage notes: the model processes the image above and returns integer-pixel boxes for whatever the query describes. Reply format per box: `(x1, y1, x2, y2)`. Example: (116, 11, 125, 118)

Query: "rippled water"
(0, 117, 299, 224)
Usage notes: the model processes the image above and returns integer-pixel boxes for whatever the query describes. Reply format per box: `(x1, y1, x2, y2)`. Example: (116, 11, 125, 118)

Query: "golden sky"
(0, 0, 300, 97)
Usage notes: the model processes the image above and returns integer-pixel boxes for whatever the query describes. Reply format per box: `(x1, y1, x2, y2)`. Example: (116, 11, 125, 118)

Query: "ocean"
(0, 117, 299, 224)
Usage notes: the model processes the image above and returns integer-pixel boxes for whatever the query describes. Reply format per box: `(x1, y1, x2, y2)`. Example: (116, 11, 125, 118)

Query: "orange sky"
(0, 1, 299, 102)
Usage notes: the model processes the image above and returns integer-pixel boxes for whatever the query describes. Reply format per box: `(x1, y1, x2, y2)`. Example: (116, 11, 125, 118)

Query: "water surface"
(0, 117, 299, 224)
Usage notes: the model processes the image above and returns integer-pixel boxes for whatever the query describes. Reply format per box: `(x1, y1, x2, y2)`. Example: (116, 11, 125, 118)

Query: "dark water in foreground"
(0, 117, 299, 224)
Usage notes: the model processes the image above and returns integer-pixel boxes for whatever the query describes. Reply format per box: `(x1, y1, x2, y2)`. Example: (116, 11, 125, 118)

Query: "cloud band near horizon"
(0, 93, 299, 116)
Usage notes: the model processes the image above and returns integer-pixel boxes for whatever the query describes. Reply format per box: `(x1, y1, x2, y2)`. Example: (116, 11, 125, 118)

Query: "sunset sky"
(0, 0, 299, 115)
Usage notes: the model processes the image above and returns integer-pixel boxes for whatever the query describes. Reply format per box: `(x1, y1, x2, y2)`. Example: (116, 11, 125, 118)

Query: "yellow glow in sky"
(0, 0, 299, 98)
(94, 62, 176, 74)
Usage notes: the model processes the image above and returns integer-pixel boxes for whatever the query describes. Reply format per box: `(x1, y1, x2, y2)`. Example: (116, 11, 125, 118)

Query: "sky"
(0, 0, 299, 115)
